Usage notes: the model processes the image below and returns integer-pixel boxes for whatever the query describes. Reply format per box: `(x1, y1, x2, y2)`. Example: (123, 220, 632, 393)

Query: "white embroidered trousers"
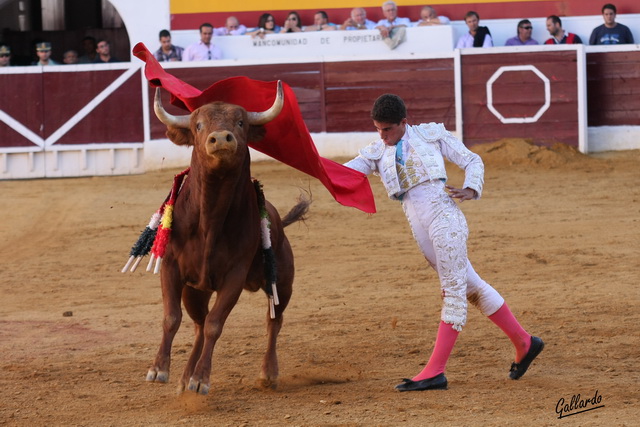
(401, 180, 504, 331)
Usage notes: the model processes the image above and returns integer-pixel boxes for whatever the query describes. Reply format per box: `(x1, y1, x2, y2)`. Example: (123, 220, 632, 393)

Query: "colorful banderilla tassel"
(122, 168, 189, 274)
(121, 210, 162, 273)
(147, 168, 189, 274)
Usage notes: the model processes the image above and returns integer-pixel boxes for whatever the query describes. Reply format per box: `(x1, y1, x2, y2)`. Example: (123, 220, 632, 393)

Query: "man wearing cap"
(33, 42, 59, 65)
(0, 45, 11, 67)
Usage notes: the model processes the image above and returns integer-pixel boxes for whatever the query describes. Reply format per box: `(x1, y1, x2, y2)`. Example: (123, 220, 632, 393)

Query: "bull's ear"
(247, 125, 266, 143)
(166, 127, 193, 146)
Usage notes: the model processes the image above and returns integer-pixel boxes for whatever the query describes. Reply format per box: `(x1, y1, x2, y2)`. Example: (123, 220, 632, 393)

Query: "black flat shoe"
(395, 373, 448, 392)
(509, 336, 544, 380)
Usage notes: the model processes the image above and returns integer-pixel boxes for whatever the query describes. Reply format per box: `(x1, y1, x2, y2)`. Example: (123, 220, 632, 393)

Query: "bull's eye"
(237, 120, 244, 128)
(196, 122, 203, 132)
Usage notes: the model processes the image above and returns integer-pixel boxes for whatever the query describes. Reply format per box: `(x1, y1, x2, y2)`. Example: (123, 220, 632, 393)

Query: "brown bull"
(146, 81, 309, 395)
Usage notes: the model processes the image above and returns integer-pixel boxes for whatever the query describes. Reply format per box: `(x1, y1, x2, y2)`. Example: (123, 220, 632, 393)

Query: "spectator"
(340, 7, 377, 30)
(376, 1, 411, 49)
(32, 42, 59, 65)
(63, 49, 79, 64)
(304, 11, 337, 31)
(505, 19, 539, 46)
(214, 16, 247, 36)
(544, 15, 582, 44)
(78, 36, 97, 64)
(247, 13, 281, 38)
(0, 45, 11, 67)
(94, 39, 120, 63)
(456, 11, 493, 48)
(280, 11, 303, 33)
(414, 6, 450, 26)
(183, 23, 222, 61)
(589, 3, 634, 45)
(154, 29, 184, 62)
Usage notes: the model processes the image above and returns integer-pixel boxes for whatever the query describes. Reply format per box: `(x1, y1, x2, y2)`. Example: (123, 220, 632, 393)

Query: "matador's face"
(374, 118, 407, 146)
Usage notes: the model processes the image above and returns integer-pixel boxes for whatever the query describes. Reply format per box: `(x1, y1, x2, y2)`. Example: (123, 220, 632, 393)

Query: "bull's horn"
(154, 88, 191, 128)
(247, 80, 284, 125)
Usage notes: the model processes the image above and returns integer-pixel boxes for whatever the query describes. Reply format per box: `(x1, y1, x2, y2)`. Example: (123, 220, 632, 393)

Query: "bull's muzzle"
(206, 130, 237, 156)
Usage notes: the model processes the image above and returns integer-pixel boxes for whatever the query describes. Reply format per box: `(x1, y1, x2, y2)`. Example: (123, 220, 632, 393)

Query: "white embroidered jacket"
(344, 123, 484, 200)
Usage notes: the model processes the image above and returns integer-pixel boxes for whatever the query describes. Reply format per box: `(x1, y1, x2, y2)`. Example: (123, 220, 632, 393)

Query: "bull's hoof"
(188, 377, 210, 395)
(257, 377, 278, 390)
(146, 369, 169, 383)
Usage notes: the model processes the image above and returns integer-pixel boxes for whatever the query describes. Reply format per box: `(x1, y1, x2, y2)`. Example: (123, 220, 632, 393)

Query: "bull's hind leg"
(178, 286, 212, 394)
(260, 243, 294, 388)
(146, 267, 183, 384)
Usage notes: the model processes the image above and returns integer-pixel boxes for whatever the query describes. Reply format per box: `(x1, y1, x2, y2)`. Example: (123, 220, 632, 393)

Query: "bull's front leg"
(146, 265, 184, 384)
(186, 283, 243, 395)
(178, 286, 212, 394)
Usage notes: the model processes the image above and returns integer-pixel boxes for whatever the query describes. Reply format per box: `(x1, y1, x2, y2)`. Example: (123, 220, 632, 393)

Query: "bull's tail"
(282, 192, 311, 227)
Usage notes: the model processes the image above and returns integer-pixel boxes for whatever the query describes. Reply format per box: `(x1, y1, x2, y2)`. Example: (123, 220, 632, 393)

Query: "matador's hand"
(445, 185, 477, 202)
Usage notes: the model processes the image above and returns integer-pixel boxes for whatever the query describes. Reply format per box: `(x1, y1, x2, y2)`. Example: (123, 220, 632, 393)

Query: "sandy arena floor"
(1, 140, 638, 426)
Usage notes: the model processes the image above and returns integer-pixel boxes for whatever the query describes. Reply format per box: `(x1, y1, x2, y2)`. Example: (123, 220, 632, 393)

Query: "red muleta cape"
(132, 43, 376, 214)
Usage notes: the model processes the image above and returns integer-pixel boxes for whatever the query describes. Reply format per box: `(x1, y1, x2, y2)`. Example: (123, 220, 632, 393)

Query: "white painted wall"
(109, 0, 170, 61)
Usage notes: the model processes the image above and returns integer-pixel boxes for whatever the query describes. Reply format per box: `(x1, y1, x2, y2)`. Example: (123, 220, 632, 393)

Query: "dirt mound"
(471, 138, 591, 169)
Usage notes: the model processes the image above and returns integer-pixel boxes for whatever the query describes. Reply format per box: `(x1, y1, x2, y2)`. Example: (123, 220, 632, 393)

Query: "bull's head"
(154, 81, 284, 170)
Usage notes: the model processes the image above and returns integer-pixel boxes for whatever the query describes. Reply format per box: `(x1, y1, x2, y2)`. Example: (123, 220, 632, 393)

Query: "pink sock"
(412, 321, 459, 381)
(489, 303, 531, 362)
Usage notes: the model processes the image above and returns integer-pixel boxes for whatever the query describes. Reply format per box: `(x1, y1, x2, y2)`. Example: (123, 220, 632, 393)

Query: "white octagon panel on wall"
(486, 65, 551, 124)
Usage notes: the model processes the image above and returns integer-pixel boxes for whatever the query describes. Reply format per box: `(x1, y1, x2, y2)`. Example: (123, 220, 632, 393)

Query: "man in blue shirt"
(376, 1, 411, 49)
(589, 3, 634, 45)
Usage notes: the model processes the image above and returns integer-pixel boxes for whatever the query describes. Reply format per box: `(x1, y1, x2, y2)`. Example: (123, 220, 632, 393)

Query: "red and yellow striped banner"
(169, 0, 638, 30)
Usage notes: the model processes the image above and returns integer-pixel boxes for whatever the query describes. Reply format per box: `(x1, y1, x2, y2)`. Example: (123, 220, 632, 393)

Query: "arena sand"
(1, 140, 638, 426)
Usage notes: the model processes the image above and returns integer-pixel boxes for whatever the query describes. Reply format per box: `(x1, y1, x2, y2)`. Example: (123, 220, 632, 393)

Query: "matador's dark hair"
(371, 94, 407, 124)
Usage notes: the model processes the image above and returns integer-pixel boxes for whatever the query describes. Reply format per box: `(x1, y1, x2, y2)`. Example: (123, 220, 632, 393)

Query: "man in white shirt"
(304, 11, 338, 31)
(456, 11, 493, 48)
(213, 16, 247, 36)
(376, 1, 411, 49)
(183, 23, 222, 61)
(340, 7, 377, 31)
(413, 6, 451, 26)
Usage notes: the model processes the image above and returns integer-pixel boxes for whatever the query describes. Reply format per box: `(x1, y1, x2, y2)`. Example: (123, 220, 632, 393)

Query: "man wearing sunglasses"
(505, 19, 539, 46)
